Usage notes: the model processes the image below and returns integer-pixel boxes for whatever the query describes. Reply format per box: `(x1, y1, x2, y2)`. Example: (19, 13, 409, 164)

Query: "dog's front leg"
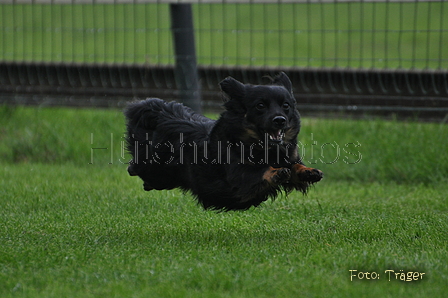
(226, 165, 290, 205)
(262, 166, 291, 186)
(291, 164, 323, 184)
(240, 166, 291, 204)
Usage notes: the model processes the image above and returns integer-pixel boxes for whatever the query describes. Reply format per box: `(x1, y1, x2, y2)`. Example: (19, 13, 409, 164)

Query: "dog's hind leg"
(134, 164, 183, 192)
(143, 181, 154, 191)
(127, 164, 138, 176)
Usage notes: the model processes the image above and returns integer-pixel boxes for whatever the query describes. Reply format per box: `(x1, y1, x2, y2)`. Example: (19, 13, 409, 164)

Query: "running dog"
(125, 72, 323, 210)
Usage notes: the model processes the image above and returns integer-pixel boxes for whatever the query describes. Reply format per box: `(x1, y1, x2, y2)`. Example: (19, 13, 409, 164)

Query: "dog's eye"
(256, 103, 266, 110)
(282, 103, 290, 110)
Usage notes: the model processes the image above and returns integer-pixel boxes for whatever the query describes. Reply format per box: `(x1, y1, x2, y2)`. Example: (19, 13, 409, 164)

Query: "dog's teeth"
(267, 130, 284, 142)
(275, 130, 282, 140)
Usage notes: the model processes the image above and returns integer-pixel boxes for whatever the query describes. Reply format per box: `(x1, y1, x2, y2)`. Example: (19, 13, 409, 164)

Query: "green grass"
(1, 2, 447, 68)
(1, 106, 448, 297)
(1, 105, 447, 183)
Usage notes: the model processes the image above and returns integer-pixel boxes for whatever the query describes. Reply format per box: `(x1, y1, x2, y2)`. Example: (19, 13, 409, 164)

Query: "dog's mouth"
(265, 129, 285, 144)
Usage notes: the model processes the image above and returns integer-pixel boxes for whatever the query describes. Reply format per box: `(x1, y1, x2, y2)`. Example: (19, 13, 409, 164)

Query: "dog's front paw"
(273, 168, 291, 184)
(299, 168, 323, 182)
(292, 164, 323, 183)
(263, 167, 291, 185)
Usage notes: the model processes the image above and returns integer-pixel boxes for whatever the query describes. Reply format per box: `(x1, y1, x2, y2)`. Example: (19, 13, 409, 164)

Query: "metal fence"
(0, 0, 447, 121)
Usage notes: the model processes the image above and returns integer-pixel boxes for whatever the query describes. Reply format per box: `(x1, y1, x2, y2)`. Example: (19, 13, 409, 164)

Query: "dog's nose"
(272, 116, 287, 129)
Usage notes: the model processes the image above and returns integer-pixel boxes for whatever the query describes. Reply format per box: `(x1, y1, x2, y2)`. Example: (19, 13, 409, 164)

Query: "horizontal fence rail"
(1, 61, 447, 121)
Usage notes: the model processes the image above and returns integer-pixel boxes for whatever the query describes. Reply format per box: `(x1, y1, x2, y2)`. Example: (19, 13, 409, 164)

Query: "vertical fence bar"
(425, 1, 431, 69)
(438, 0, 445, 70)
(411, 0, 418, 69)
(359, 0, 364, 68)
(398, 1, 403, 69)
(170, 3, 201, 113)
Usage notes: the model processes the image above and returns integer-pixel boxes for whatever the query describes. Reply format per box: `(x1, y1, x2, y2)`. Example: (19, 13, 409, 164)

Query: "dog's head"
(220, 72, 300, 146)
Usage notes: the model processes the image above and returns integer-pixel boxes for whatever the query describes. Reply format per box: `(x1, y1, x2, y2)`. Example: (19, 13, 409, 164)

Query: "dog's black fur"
(125, 72, 323, 211)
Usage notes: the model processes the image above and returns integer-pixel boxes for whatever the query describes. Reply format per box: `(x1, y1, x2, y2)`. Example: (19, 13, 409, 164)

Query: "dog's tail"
(124, 98, 168, 164)
(124, 98, 167, 131)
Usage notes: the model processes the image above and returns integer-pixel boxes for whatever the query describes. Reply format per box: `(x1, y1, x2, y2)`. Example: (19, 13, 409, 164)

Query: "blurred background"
(0, 0, 447, 121)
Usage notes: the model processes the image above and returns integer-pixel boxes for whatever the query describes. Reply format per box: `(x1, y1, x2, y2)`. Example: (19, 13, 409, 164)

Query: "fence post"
(170, 3, 201, 113)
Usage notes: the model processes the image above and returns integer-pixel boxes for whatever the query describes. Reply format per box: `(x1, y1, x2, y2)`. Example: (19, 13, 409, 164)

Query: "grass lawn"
(1, 106, 448, 297)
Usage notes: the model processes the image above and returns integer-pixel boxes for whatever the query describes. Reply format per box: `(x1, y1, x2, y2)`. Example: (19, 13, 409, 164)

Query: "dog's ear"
(220, 77, 246, 100)
(220, 77, 247, 113)
(273, 72, 293, 94)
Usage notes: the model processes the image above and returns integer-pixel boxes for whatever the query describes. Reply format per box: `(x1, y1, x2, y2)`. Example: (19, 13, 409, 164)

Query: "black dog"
(125, 72, 323, 211)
